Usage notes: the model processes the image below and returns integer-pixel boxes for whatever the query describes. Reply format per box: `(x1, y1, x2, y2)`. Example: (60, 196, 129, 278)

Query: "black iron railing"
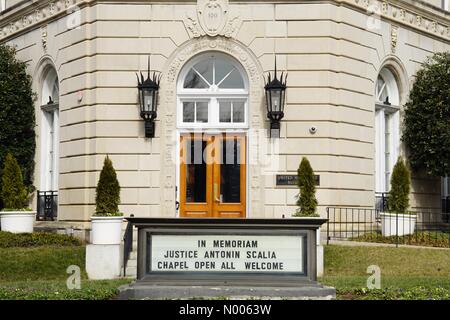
(375, 192, 389, 212)
(442, 197, 450, 222)
(123, 215, 135, 277)
(326, 207, 450, 247)
(37, 191, 58, 221)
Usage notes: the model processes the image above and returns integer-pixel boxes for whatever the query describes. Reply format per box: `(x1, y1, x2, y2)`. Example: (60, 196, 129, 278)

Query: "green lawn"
(0, 244, 449, 300)
(320, 245, 450, 300)
(0, 245, 131, 300)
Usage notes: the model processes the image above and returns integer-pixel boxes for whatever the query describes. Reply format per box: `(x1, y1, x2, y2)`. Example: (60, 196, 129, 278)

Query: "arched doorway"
(40, 67, 59, 193)
(176, 52, 248, 218)
(37, 65, 59, 221)
(374, 67, 401, 210)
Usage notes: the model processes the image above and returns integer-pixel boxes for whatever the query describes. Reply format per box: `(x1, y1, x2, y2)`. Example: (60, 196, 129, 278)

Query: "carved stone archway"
(159, 36, 265, 217)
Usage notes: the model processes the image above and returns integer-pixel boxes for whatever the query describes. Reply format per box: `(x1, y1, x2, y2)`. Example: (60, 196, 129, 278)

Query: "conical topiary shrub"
(388, 157, 411, 214)
(95, 156, 121, 216)
(293, 157, 319, 217)
(1, 153, 29, 210)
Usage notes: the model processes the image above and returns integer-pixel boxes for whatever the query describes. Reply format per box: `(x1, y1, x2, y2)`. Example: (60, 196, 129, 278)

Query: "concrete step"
(126, 259, 137, 267)
(124, 266, 137, 278)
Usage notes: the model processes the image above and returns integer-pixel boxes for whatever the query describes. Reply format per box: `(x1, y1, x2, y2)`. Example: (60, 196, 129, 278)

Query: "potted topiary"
(293, 157, 320, 217)
(91, 156, 124, 244)
(380, 157, 416, 236)
(292, 157, 324, 277)
(0, 153, 36, 233)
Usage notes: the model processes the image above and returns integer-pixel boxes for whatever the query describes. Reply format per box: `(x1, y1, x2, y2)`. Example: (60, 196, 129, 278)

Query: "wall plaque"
(276, 174, 320, 186)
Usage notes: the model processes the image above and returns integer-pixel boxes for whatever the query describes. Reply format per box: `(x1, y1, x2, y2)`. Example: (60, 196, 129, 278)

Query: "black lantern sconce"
(264, 57, 287, 138)
(137, 57, 161, 138)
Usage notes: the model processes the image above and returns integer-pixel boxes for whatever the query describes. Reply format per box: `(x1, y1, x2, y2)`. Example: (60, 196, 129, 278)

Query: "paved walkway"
(326, 239, 450, 250)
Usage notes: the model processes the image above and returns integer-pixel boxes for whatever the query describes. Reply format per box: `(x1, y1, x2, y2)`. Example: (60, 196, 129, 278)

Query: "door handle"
(214, 183, 220, 202)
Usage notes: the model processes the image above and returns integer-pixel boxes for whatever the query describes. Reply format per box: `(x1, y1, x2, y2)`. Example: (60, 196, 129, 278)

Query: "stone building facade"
(0, 0, 449, 229)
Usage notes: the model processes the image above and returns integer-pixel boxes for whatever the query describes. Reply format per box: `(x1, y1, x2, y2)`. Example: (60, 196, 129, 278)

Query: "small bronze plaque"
(276, 174, 320, 186)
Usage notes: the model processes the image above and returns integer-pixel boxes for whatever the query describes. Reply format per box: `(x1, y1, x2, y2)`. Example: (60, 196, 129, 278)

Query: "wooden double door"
(179, 133, 246, 218)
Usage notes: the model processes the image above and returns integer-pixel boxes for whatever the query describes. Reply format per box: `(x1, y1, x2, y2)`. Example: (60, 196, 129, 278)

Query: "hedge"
(0, 44, 36, 208)
(0, 231, 82, 248)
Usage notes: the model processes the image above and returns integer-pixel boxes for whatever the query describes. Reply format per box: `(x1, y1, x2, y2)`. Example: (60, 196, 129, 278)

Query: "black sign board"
(118, 217, 334, 300)
(276, 174, 320, 186)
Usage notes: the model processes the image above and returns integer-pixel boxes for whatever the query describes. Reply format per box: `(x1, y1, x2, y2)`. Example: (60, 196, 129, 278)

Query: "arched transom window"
(177, 53, 248, 128)
(375, 67, 400, 195)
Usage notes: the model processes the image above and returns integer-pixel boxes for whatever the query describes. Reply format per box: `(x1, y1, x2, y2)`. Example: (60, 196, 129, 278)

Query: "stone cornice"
(0, 0, 449, 42)
(0, 0, 86, 41)
(338, 0, 449, 40)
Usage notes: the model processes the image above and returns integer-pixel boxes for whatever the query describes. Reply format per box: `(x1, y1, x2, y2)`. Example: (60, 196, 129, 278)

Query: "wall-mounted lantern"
(137, 58, 161, 138)
(264, 57, 287, 138)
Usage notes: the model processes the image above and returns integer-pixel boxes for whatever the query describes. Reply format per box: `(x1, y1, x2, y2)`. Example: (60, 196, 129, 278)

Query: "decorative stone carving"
(49, 1, 55, 15)
(431, 21, 437, 33)
(41, 25, 48, 51)
(184, 0, 241, 39)
(198, 0, 228, 36)
(399, 9, 405, 21)
(416, 15, 422, 27)
(1, 0, 447, 42)
(381, 1, 388, 15)
(391, 25, 398, 54)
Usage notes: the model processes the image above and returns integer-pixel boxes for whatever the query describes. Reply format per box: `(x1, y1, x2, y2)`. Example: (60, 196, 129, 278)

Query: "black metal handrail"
(123, 214, 135, 277)
(442, 197, 450, 222)
(36, 190, 58, 221)
(326, 206, 450, 247)
(375, 192, 389, 212)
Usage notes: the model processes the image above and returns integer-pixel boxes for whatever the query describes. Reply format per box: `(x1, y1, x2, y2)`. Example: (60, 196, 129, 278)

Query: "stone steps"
(123, 266, 137, 278)
(122, 226, 138, 278)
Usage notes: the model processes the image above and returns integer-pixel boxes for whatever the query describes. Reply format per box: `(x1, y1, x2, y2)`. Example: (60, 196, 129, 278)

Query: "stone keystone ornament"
(184, 0, 241, 38)
(198, 0, 228, 36)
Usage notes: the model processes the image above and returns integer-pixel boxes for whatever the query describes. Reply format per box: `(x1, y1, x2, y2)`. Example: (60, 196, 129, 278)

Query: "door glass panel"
(220, 137, 241, 203)
(183, 102, 195, 122)
(232, 101, 245, 123)
(219, 101, 232, 122)
(196, 102, 208, 123)
(185, 137, 207, 202)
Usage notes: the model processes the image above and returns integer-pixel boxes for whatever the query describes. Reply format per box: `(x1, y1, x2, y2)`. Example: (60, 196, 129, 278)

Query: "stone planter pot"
(91, 216, 124, 245)
(0, 211, 36, 233)
(380, 212, 417, 237)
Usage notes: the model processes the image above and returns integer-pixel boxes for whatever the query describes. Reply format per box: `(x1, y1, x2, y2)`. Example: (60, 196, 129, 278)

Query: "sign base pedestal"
(118, 282, 336, 300)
